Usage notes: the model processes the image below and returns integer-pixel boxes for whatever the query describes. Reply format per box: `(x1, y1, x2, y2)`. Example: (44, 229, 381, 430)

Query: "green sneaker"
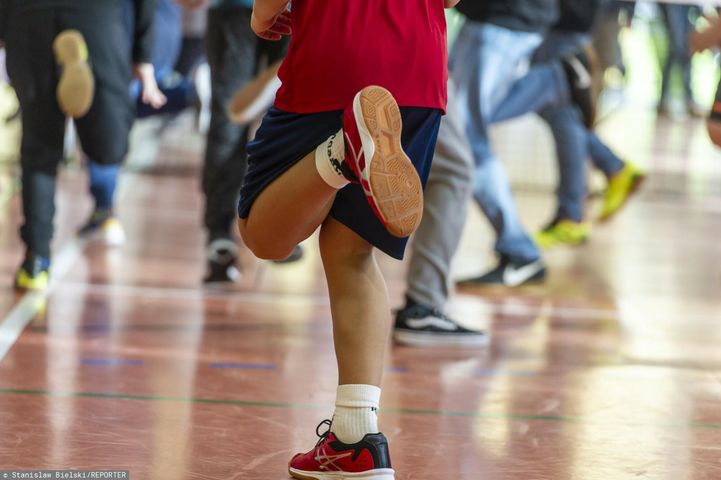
(599, 162, 645, 222)
(534, 219, 590, 249)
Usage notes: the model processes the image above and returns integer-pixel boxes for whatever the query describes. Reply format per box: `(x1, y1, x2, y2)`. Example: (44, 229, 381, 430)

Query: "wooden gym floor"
(0, 108, 720, 479)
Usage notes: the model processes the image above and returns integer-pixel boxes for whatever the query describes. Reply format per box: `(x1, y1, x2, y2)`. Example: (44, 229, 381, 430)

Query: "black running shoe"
(204, 238, 241, 284)
(393, 299, 488, 347)
(457, 256, 546, 288)
(562, 46, 597, 129)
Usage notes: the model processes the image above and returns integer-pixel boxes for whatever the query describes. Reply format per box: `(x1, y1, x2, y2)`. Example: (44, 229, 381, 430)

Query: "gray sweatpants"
(405, 83, 475, 311)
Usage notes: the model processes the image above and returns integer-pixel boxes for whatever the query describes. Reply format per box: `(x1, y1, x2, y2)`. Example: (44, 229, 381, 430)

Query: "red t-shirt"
(274, 0, 448, 113)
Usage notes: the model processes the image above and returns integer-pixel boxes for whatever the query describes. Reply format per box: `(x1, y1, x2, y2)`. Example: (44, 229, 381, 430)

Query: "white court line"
(0, 238, 88, 362)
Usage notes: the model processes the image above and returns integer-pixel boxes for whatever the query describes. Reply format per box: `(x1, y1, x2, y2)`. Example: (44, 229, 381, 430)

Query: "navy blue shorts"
(238, 107, 442, 260)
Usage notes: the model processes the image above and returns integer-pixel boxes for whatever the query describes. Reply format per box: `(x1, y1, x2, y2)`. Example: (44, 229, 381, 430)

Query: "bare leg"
(238, 150, 337, 259)
(319, 217, 390, 386)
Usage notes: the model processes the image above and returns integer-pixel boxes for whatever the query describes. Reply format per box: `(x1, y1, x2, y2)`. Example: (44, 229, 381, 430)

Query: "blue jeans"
(491, 32, 625, 222)
(88, 161, 121, 210)
(450, 21, 542, 263)
(659, 4, 697, 103)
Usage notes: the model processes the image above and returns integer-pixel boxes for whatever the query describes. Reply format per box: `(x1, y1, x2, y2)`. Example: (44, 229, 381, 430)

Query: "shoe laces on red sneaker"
(342, 105, 363, 183)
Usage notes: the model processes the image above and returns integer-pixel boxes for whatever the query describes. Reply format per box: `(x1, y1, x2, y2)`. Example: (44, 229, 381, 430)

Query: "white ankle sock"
(314, 129, 349, 189)
(330, 384, 381, 444)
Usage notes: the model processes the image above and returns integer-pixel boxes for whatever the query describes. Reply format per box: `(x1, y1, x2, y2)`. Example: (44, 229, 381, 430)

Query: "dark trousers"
(203, 6, 288, 243)
(5, 0, 134, 259)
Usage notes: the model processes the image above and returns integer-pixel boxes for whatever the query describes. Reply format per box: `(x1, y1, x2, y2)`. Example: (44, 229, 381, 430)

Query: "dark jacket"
(456, 0, 559, 33)
(4, 0, 155, 63)
(554, 0, 603, 33)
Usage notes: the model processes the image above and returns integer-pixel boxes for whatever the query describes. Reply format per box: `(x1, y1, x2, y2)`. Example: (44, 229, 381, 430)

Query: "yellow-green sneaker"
(14, 254, 50, 291)
(534, 220, 591, 249)
(599, 162, 646, 221)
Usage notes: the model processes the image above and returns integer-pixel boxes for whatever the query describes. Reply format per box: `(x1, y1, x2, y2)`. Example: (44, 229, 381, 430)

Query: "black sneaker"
(457, 256, 546, 288)
(393, 299, 488, 347)
(272, 244, 304, 264)
(203, 238, 241, 284)
(562, 46, 597, 129)
(77, 208, 125, 246)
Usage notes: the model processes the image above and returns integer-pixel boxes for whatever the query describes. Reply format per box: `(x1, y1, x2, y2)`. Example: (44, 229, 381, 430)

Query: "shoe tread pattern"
(359, 86, 422, 238)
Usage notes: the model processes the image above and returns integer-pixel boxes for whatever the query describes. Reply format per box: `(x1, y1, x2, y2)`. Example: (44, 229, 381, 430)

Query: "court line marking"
(0, 237, 88, 362)
(0, 387, 718, 430)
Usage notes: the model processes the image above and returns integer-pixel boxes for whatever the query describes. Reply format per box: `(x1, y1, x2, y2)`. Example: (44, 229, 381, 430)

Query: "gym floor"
(0, 108, 720, 479)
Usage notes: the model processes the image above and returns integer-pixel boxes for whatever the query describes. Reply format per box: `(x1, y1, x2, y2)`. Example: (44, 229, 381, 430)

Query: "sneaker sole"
(393, 329, 489, 347)
(289, 467, 395, 480)
(53, 30, 94, 119)
(228, 60, 282, 125)
(353, 86, 423, 238)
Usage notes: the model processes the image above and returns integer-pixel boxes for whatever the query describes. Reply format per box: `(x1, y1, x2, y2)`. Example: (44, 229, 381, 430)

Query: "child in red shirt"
(238, 1, 458, 478)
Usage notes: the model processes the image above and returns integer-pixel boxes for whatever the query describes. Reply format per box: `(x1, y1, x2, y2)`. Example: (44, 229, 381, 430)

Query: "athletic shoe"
(457, 256, 546, 288)
(343, 86, 423, 238)
(204, 238, 241, 284)
(288, 420, 395, 480)
(228, 60, 282, 126)
(562, 46, 596, 129)
(53, 30, 94, 119)
(533, 219, 591, 249)
(15, 253, 50, 291)
(272, 244, 304, 264)
(598, 162, 645, 222)
(393, 300, 488, 347)
(78, 209, 126, 246)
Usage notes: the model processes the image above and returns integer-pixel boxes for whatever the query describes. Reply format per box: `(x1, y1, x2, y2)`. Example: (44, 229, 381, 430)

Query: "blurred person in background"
(657, 3, 703, 116)
(2, 0, 164, 290)
(177, 0, 299, 285)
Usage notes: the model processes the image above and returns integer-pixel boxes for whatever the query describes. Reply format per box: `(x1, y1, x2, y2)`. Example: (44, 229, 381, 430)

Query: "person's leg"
(87, 161, 121, 210)
(320, 218, 389, 388)
(490, 61, 567, 124)
(451, 22, 542, 265)
(394, 82, 487, 346)
(5, 5, 66, 287)
(288, 215, 395, 477)
(239, 148, 338, 260)
(404, 87, 473, 312)
(203, 7, 257, 244)
(541, 105, 588, 224)
(588, 131, 625, 178)
(69, 2, 134, 244)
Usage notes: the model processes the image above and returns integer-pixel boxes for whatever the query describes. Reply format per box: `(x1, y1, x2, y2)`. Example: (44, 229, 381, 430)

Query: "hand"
(251, 9, 292, 41)
(133, 63, 167, 109)
(689, 15, 721, 54)
(174, 0, 208, 9)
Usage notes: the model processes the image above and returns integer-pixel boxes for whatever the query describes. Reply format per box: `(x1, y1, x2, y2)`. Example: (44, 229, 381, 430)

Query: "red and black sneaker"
(288, 420, 395, 480)
(343, 86, 423, 238)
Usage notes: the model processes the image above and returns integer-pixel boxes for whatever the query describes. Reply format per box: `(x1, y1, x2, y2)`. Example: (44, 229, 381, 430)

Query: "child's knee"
(237, 218, 296, 261)
(319, 219, 374, 264)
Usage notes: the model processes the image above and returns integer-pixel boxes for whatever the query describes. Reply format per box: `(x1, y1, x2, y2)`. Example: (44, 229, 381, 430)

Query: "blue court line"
(386, 366, 409, 373)
(475, 368, 539, 377)
(81, 358, 144, 366)
(210, 362, 276, 370)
